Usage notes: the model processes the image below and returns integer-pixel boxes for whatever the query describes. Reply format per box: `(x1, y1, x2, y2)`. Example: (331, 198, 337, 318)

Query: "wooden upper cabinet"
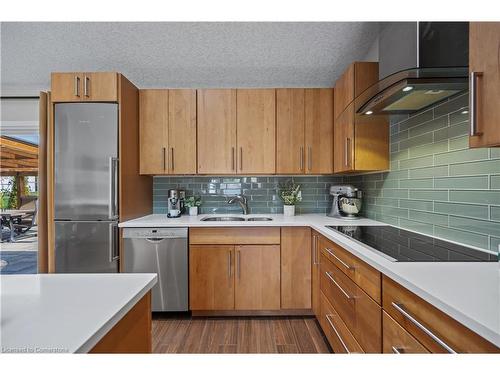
(139, 90, 168, 175)
(276, 89, 305, 174)
(236, 89, 276, 174)
(139, 89, 197, 175)
(189, 245, 235, 311)
(305, 88, 334, 174)
(51, 73, 84, 102)
(281, 227, 312, 310)
(168, 90, 197, 174)
(51, 72, 118, 102)
(84, 72, 118, 101)
(235, 245, 281, 310)
(334, 62, 378, 120)
(197, 89, 237, 174)
(469, 22, 500, 148)
(334, 102, 389, 173)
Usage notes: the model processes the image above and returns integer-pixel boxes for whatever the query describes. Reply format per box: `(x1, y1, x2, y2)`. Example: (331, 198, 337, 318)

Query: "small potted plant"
(278, 180, 302, 216)
(185, 196, 202, 216)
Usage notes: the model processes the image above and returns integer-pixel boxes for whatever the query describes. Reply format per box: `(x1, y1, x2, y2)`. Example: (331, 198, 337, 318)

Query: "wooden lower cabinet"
(318, 234, 381, 304)
(281, 227, 312, 309)
(189, 245, 235, 310)
(320, 254, 381, 352)
(189, 241, 280, 312)
(90, 291, 152, 353)
(383, 276, 500, 353)
(235, 245, 280, 310)
(383, 311, 429, 354)
(320, 292, 364, 353)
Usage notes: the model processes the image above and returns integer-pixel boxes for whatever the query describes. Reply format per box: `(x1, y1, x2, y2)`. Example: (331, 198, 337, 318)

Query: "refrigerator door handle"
(108, 157, 119, 219)
(109, 223, 119, 262)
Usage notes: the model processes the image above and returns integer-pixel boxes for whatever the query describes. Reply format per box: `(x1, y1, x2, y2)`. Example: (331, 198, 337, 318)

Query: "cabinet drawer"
(383, 276, 500, 353)
(320, 291, 364, 353)
(383, 311, 429, 354)
(320, 254, 381, 352)
(189, 227, 280, 245)
(319, 235, 381, 303)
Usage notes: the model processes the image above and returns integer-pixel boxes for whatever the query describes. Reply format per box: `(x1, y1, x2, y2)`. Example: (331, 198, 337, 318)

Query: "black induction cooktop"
(327, 225, 498, 262)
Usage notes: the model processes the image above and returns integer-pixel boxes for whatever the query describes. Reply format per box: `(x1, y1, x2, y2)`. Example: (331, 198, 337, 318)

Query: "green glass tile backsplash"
(345, 92, 500, 253)
(153, 175, 344, 215)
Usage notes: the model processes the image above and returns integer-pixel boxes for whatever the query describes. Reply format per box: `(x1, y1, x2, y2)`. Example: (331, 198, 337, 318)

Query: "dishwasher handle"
(145, 238, 167, 243)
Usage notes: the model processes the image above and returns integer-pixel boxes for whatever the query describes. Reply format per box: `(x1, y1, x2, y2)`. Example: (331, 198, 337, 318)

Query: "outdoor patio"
(0, 226, 37, 274)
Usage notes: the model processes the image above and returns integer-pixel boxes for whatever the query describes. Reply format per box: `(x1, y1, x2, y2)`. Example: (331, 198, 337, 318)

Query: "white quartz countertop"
(120, 213, 500, 348)
(0, 273, 157, 353)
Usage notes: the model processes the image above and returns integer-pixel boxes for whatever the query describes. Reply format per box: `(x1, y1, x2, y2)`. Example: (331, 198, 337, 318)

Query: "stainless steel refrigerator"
(54, 103, 119, 273)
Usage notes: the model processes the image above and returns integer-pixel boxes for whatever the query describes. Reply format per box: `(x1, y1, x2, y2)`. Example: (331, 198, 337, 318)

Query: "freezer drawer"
(55, 221, 119, 273)
(123, 228, 188, 312)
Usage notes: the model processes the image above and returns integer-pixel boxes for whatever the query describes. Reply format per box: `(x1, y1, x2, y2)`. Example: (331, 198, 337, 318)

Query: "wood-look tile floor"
(152, 315, 332, 354)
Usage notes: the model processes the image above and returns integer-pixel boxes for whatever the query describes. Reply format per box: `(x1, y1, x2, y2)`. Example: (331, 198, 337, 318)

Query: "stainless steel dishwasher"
(122, 227, 188, 312)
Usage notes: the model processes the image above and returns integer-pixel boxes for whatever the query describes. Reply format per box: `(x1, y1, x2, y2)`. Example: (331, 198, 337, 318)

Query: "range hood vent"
(356, 22, 469, 115)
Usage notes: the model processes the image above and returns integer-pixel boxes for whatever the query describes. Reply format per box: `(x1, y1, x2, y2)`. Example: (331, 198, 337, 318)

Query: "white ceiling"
(0, 22, 379, 95)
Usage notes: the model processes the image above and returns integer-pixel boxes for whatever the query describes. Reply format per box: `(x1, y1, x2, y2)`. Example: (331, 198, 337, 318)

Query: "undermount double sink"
(200, 216, 273, 222)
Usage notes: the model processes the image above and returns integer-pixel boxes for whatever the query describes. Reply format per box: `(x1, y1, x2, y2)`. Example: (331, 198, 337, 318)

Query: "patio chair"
(13, 197, 38, 235)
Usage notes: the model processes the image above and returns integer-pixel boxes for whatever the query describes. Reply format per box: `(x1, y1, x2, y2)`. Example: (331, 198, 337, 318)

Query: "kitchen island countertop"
(0, 273, 157, 353)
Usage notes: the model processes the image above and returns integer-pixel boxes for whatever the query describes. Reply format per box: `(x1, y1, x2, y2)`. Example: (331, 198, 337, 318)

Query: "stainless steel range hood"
(356, 22, 469, 115)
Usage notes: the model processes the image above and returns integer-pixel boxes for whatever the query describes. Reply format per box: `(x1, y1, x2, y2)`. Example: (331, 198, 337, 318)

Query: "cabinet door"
(354, 109, 389, 172)
(383, 312, 429, 354)
(83, 72, 118, 102)
(235, 245, 280, 310)
(236, 89, 276, 174)
(281, 227, 311, 309)
(311, 232, 321, 317)
(51, 73, 84, 102)
(276, 89, 305, 174)
(168, 89, 197, 174)
(189, 245, 235, 311)
(197, 89, 237, 174)
(469, 22, 500, 148)
(333, 105, 354, 173)
(139, 90, 168, 175)
(320, 292, 364, 353)
(305, 88, 334, 174)
(334, 64, 354, 120)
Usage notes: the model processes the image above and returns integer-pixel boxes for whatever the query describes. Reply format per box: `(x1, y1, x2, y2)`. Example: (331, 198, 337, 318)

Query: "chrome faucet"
(227, 195, 249, 215)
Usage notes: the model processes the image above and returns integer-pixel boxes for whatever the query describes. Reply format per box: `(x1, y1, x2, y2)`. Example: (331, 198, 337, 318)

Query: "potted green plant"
(185, 196, 202, 216)
(278, 180, 302, 216)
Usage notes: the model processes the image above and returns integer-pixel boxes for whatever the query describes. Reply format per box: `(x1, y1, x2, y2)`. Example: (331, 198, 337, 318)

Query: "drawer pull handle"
(325, 314, 350, 353)
(325, 271, 354, 300)
(325, 248, 353, 270)
(391, 302, 456, 354)
(391, 346, 403, 354)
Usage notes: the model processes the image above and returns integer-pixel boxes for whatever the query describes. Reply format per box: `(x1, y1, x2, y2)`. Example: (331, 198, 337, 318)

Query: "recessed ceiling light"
(365, 110, 373, 115)
(402, 86, 414, 92)
(461, 110, 469, 114)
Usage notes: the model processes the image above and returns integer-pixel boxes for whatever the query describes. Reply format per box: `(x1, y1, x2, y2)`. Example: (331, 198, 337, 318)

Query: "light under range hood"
(356, 22, 469, 115)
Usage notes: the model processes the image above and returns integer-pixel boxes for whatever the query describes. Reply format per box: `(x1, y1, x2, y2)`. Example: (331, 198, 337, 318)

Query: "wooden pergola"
(0, 136, 38, 208)
(0, 136, 38, 175)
